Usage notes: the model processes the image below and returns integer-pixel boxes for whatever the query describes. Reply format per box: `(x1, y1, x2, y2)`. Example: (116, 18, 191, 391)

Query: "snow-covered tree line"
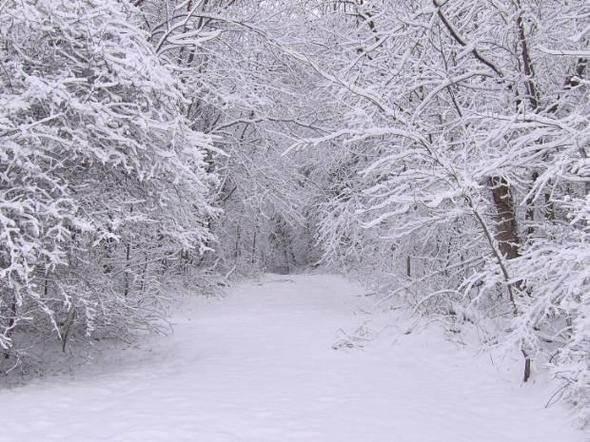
(134, 0, 325, 274)
(0, 0, 323, 372)
(0, 0, 217, 370)
(0, 0, 588, 426)
(286, 0, 589, 425)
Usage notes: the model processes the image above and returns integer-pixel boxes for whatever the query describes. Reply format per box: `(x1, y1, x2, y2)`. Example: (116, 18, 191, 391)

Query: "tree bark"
(489, 177, 520, 260)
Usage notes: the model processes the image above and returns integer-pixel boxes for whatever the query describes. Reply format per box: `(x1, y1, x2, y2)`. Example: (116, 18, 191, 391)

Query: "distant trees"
(133, 0, 324, 273)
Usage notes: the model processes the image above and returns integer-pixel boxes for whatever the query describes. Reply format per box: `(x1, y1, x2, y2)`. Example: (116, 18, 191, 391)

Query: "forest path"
(0, 274, 584, 442)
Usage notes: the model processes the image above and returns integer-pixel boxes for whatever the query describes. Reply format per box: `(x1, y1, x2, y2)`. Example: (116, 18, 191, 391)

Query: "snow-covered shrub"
(0, 0, 216, 368)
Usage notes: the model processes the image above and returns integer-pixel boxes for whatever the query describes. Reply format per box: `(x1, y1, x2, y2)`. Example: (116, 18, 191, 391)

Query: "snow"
(0, 274, 585, 442)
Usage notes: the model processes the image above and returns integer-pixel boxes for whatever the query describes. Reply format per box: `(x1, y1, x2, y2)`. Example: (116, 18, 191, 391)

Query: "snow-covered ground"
(0, 274, 585, 441)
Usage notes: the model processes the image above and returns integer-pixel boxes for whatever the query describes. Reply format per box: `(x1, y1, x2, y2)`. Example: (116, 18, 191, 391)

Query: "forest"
(0, 0, 588, 432)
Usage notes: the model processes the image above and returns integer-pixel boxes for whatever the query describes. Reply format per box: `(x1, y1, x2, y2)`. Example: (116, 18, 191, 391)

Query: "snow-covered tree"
(282, 0, 589, 424)
(0, 0, 216, 368)
(134, 0, 326, 274)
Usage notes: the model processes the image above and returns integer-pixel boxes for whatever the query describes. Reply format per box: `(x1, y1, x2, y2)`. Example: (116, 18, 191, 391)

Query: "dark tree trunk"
(489, 177, 521, 260)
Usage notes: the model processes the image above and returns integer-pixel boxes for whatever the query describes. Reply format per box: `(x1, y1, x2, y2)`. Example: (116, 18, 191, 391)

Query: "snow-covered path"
(1, 274, 585, 441)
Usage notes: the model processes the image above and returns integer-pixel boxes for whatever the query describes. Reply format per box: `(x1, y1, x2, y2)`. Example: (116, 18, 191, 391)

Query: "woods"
(0, 0, 588, 428)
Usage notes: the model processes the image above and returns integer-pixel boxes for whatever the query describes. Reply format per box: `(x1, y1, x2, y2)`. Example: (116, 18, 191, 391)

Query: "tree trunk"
(489, 177, 520, 260)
